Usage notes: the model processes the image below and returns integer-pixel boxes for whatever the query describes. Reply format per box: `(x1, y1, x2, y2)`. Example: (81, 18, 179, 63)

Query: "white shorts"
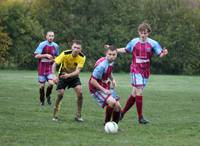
(91, 89, 119, 108)
(38, 74, 54, 83)
(131, 73, 148, 88)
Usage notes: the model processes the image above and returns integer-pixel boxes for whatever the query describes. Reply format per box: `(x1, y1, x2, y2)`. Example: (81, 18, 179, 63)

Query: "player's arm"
(51, 62, 59, 83)
(52, 62, 57, 74)
(52, 52, 65, 82)
(159, 48, 168, 58)
(60, 67, 82, 79)
(153, 41, 168, 58)
(90, 64, 111, 94)
(116, 47, 126, 53)
(35, 54, 53, 60)
(60, 55, 86, 79)
(105, 44, 126, 53)
(90, 77, 111, 95)
(34, 42, 53, 60)
(109, 73, 116, 88)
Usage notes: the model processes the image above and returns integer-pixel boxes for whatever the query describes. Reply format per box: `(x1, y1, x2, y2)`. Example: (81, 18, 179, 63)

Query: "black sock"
(39, 87, 45, 103)
(46, 85, 53, 99)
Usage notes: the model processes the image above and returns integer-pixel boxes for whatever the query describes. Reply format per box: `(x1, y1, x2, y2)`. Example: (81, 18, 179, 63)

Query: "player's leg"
(135, 87, 143, 120)
(109, 88, 121, 123)
(73, 85, 84, 122)
(53, 89, 64, 121)
(52, 78, 67, 121)
(105, 96, 116, 123)
(39, 83, 45, 105)
(90, 90, 114, 124)
(105, 105, 114, 124)
(134, 76, 149, 124)
(107, 96, 123, 124)
(38, 75, 46, 106)
(120, 94, 136, 120)
(46, 74, 54, 105)
(112, 100, 121, 124)
(120, 73, 139, 119)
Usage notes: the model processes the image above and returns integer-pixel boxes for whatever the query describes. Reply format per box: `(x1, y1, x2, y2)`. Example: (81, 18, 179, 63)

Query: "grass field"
(0, 70, 199, 146)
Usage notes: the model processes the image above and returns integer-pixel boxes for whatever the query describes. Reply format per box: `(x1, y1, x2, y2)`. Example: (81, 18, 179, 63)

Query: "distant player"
(52, 40, 86, 122)
(34, 31, 59, 106)
(117, 22, 168, 124)
(88, 45, 121, 125)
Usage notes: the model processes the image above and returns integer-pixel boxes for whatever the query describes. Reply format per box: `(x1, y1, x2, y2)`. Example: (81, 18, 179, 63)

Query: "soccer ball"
(104, 121, 118, 133)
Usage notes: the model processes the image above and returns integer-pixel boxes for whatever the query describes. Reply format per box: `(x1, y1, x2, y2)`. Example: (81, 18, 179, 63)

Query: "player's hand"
(104, 44, 110, 49)
(160, 48, 168, 57)
(53, 76, 59, 84)
(60, 73, 70, 79)
(103, 89, 111, 95)
(111, 79, 117, 88)
(45, 54, 53, 60)
(162, 48, 168, 55)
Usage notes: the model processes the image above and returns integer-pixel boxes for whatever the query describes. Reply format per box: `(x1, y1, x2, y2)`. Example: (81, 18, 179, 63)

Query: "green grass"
(0, 70, 199, 146)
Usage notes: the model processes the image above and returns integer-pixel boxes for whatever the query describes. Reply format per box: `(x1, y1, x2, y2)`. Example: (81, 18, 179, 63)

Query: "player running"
(34, 31, 59, 106)
(52, 40, 86, 122)
(116, 22, 168, 124)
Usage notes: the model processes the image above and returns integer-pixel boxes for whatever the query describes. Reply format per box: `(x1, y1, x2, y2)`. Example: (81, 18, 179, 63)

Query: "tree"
(0, 1, 44, 69)
(0, 27, 12, 68)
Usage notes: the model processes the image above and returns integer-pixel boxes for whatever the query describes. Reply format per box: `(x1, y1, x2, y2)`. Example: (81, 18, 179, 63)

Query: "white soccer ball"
(104, 121, 118, 134)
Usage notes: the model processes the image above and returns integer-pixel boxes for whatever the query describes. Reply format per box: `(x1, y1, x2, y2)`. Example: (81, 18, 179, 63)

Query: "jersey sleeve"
(34, 41, 47, 54)
(92, 65, 104, 80)
(77, 56, 86, 69)
(55, 51, 64, 65)
(152, 41, 162, 55)
(53, 43, 60, 56)
(125, 38, 138, 53)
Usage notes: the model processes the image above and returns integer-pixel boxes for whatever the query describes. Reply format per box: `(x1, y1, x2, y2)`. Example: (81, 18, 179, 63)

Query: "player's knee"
(107, 100, 115, 108)
(39, 84, 45, 89)
(110, 102, 115, 108)
(135, 88, 143, 96)
(48, 80, 54, 86)
(77, 91, 83, 97)
(57, 94, 63, 100)
(136, 93, 142, 96)
(107, 96, 117, 108)
(57, 91, 64, 100)
(114, 102, 121, 112)
(48, 84, 53, 88)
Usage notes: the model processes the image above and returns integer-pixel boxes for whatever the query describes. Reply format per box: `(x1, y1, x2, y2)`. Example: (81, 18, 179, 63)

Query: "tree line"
(0, 0, 200, 75)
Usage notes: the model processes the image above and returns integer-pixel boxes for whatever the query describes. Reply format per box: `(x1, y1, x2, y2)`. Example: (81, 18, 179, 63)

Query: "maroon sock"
(122, 95, 135, 114)
(104, 106, 114, 124)
(112, 111, 120, 124)
(135, 95, 143, 119)
(46, 85, 53, 98)
(39, 87, 45, 103)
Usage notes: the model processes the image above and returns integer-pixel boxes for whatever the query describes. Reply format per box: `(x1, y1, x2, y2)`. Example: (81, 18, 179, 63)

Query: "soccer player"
(52, 40, 86, 122)
(117, 22, 168, 124)
(34, 31, 59, 106)
(88, 45, 121, 125)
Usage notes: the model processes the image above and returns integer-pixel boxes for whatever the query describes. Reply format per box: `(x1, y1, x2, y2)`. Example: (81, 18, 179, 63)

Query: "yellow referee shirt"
(55, 50, 86, 74)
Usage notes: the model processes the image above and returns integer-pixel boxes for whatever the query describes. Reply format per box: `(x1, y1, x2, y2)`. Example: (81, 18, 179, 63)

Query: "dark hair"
(105, 45, 117, 52)
(72, 40, 82, 45)
(138, 22, 151, 33)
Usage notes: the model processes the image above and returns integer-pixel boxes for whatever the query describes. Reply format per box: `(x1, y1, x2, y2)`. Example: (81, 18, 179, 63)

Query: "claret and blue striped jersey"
(125, 37, 162, 78)
(34, 40, 59, 75)
(89, 57, 114, 92)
